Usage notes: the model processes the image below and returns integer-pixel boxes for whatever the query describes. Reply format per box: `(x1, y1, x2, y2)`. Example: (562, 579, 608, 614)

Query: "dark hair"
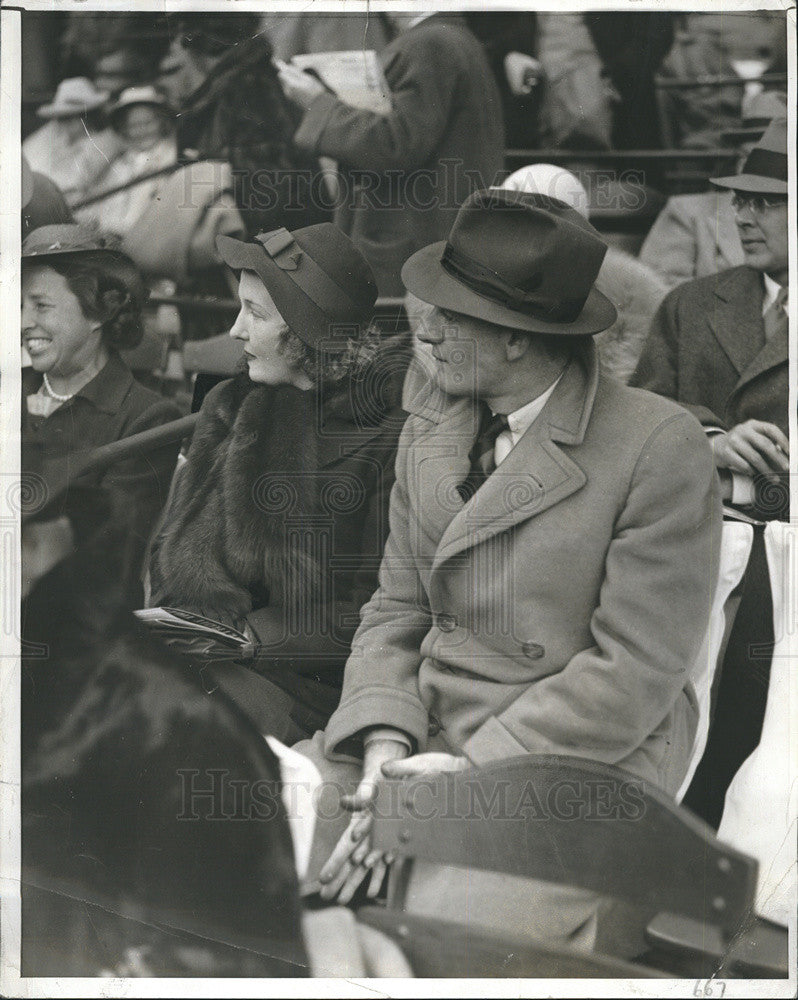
(177, 13, 263, 57)
(26, 251, 147, 350)
(22, 539, 308, 975)
(279, 321, 383, 385)
(532, 331, 593, 361)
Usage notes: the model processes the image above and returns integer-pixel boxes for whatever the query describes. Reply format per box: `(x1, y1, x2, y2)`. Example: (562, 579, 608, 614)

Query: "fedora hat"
(720, 90, 788, 146)
(711, 116, 787, 195)
(36, 77, 109, 120)
(108, 85, 173, 122)
(216, 224, 378, 348)
(401, 189, 617, 336)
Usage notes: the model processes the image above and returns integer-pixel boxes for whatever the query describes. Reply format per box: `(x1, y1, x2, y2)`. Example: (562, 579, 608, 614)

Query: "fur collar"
(152, 336, 409, 624)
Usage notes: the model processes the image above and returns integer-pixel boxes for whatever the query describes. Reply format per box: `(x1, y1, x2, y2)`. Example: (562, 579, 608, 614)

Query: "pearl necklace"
(42, 372, 75, 402)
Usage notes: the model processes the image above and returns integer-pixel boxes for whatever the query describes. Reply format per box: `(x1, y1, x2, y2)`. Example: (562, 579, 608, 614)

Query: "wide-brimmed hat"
(216, 225, 378, 347)
(401, 189, 617, 336)
(720, 90, 787, 147)
(711, 116, 788, 195)
(23, 224, 125, 260)
(108, 86, 172, 123)
(36, 77, 109, 120)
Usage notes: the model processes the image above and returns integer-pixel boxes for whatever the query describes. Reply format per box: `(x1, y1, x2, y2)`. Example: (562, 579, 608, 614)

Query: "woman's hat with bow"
(216, 224, 377, 348)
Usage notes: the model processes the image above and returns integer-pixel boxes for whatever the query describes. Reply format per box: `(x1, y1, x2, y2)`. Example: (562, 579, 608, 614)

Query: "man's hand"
(275, 60, 326, 110)
(380, 752, 470, 779)
(318, 737, 407, 904)
(710, 420, 789, 477)
(503, 52, 543, 95)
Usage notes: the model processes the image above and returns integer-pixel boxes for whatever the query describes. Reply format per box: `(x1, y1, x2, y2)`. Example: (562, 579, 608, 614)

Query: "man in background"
(278, 12, 505, 296)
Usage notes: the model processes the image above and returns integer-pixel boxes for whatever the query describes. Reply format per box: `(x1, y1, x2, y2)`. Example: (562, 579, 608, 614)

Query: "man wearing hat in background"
(631, 115, 790, 860)
(297, 189, 721, 949)
(639, 90, 787, 290)
(631, 115, 789, 519)
(631, 117, 791, 926)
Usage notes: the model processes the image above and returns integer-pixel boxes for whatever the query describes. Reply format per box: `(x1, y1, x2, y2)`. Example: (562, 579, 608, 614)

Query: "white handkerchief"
(265, 736, 322, 881)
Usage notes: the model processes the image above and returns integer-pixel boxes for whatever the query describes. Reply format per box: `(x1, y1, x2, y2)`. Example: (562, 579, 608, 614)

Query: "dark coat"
(21, 525, 308, 977)
(178, 33, 330, 237)
(22, 353, 181, 558)
(630, 266, 788, 437)
(293, 13, 505, 295)
(149, 340, 410, 677)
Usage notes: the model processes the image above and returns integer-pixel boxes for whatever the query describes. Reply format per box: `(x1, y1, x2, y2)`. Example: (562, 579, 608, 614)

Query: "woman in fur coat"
(148, 223, 409, 739)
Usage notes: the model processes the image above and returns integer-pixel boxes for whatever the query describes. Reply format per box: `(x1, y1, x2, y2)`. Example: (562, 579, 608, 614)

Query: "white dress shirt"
(493, 373, 563, 467)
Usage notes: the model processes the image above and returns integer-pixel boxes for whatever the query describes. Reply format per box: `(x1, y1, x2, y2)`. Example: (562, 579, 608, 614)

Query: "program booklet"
(291, 49, 391, 115)
(134, 607, 249, 647)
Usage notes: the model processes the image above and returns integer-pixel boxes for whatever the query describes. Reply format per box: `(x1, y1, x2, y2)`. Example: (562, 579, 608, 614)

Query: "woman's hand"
(318, 737, 407, 904)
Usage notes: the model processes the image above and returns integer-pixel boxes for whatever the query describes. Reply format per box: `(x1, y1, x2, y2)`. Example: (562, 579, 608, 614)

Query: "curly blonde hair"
(278, 324, 382, 387)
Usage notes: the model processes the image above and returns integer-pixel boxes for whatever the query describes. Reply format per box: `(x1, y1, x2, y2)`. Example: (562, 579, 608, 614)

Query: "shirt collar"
(762, 273, 788, 315)
(74, 352, 133, 415)
(495, 372, 564, 441)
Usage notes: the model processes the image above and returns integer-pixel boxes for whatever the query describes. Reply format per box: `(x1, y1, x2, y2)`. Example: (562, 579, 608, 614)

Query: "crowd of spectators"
(18, 9, 790, 980)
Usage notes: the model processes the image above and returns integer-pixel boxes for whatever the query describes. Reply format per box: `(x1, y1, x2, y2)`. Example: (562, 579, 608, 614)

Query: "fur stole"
(152, 375, 325, 624)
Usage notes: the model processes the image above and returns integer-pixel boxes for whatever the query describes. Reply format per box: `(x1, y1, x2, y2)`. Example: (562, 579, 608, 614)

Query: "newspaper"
(291, 49, 391, 115)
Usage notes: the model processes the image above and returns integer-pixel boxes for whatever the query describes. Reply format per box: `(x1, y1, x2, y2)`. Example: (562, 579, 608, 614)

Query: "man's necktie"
(763, 286, 788, 342)
(457, 404, 510, 503)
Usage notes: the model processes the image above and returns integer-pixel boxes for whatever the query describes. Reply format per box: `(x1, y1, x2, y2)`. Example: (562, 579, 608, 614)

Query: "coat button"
(428, 716, 442, 737)
(436, 613, 457, 633)
(522, 641, 545, 660)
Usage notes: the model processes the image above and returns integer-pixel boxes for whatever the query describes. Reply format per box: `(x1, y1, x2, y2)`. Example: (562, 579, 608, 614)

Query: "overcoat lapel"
(425, 347, 598, 572)
(405, 391, 481, 552)
(708, 267, 766, 376)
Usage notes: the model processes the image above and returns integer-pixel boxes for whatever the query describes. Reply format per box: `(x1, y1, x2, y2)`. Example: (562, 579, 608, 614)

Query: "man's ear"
(505, 330, 532, 362)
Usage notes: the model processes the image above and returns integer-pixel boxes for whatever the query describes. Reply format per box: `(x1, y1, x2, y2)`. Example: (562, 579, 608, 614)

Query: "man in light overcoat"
(297, 189, 722, 949)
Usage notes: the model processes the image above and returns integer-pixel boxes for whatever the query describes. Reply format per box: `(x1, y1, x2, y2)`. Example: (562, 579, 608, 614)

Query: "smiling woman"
(21, 224, 182, 579)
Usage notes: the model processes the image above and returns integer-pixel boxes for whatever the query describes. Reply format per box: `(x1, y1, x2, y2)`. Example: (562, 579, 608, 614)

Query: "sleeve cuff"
(325, 687, 429, 758)
(362, 727, 413, 752)
(461, 715, 528, 767)
(731, 471, 756, 506)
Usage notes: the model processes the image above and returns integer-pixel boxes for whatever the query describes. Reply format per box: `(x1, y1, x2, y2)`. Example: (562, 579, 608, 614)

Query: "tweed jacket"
(639, 191, 744, 290)
(630, 265, 788, 437)
(292, 13, 505, 296)
(324, 345, 722, 795)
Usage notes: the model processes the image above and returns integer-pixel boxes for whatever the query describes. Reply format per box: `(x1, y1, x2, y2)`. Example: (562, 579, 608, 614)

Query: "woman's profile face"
(21, 265, 103, 377)
(121, 105, 165, 152)
(229, 271, 311, 388)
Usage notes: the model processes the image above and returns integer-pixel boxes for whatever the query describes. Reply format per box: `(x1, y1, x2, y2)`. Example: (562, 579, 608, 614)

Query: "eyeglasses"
(731, 192, 788, 215)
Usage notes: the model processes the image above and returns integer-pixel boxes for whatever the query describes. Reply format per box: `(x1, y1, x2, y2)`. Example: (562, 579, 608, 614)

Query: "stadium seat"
(359, 754, 788, 978)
